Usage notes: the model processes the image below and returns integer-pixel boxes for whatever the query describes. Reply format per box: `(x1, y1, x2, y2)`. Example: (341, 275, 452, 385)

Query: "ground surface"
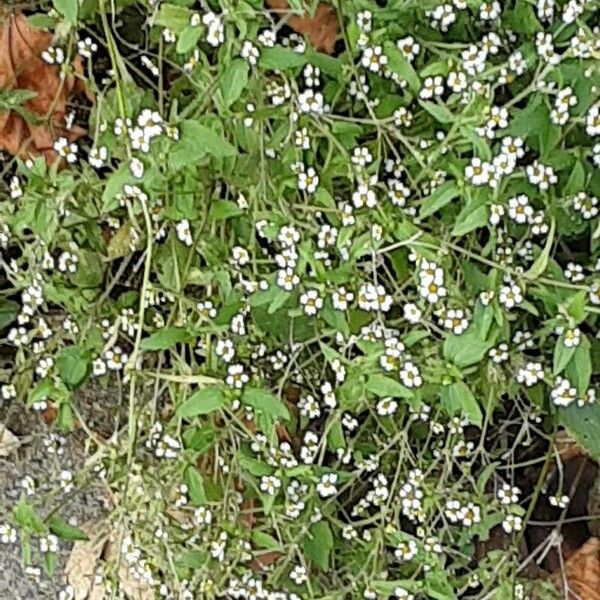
(0, 384, 119, 599)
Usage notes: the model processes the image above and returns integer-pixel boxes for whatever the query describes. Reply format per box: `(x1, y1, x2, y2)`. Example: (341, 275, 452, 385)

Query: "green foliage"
(2, 0, 599, 597)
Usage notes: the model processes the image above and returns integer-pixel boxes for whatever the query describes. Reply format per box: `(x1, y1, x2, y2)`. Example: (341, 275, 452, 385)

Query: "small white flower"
(300, 290, 323, 316)
(176, 219, 193, 246)
(53, 137, 77, 163)
(316, 473, 338, 498)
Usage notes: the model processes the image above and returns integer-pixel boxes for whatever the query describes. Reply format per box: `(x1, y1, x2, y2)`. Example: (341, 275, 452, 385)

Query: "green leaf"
(0, 89, 37, 112)
(425, 571, 455, 600)
(565, 336, 592, 395)
(56, 346, 90, 391)
(419, 181, 460, 218)
(184, 466, 206, 505)
(258, 47, 307, 70)
(220, 59, 249, 107)
(47, 516, 89, 541)
(177, 550, 207, 568)
(28, 379, 58, 406)
(209, 201, 243, 220)
(553, 338, 576, 375)
(525, 218, 555, 280)
(366, 374, 413, 399)
(567, 291, 587, 323)
(419, 100, 455, 123)
(154, 3, 192, 33)
(176, 26, 202, 54)
(14, 499, 46, 534)
(509, 0, 542, 34)
(0, 298, 19, 329)
(169, 120, 236, 168)
(441, 382, 483, 427)
(182, 426, 215, 453)
(451, 202, 488, 237)
(101, 164, 136, 212)
(563, 160, 586, 196)
(177, 386, 225, 419)
(560, 403, 600, 460)
(238, 454, 272, 476)
(251, 530, 281, 550)
(303, 521, 333, 570)
(443, 330, 492, 368)
(53, 0, 78, 24)
(384, 42, 421, 93)
(141, 327, 191, 350)
(503, 96, 545, 141)
(242, 388, 290, 420)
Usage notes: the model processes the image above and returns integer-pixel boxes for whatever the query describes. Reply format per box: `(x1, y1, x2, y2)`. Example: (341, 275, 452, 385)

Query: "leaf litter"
(0, 11, 92, 164)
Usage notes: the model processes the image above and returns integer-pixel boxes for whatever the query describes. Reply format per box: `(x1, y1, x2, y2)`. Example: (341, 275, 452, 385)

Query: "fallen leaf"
(0, 424, 20, 457)
(41, 403, 58, 425)
(265, 0, 339, 55)
(0, 12, 91, 164)
(552, 537, 600, 599)
(556, 429, 587, 463)
(65, 523, 109, 600)
(66, 521, 153, 600)
(248, 550, 283, 572)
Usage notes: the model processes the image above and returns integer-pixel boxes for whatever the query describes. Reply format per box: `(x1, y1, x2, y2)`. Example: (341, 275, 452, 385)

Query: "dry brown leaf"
(248, 550, 283, 572)
(265, 0, 339, 55)
(66, 521, 153, 600)
(552, 537, 600, 600)
(0, 424, 20, 457)
(0, 12, 91, 163)
(556, 429, 587, 463)
(65, 524, 109, 600)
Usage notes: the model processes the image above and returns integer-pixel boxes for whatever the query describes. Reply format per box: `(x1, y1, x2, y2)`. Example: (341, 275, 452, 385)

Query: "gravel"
(0, 383, 124, 599)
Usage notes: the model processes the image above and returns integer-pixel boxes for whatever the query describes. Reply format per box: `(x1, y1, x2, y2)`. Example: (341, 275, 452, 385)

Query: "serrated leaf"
(177, 386, 225, 419)
(443, 330, 492, 368)
(366, 374, 413, 399)
(176, 26, 202, 54)
(563, 160, 586, 195)
(525, 218, 555, 280)
(451, 203, 488, 237)
(242, 388, 290, 420)
(419, 181, 460, 218)
(56, 345, 90, 391)
(209, 201, 243, 220)
(219, 59, 249, 107)
(0, 298, 19, 330)
(154, 3, 191, 33)
(384, 42, 421, 93)
(184, 466, 206, 505)
(251, 530, 281, 550)
(303, 521, 333, 570)
(552, 337, 576, 375)
(169, 120, 236, 169)
(419, 100, 455, 123)
(140, 327, 191, 350)
(53, 0, 77, 24)
(559, 402, 600, 460)
(258, 47, 307, 70)
(441, 382, 483, 427)
(565, 336, 592, 395)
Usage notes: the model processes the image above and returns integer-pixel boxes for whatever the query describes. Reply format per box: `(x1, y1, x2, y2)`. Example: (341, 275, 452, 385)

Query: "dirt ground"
(0, 383, 121, 599)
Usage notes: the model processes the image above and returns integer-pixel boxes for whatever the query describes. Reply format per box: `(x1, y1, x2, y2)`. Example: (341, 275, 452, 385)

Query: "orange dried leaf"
(553, 537, 600, 600)
(0, 12, 91, 163)
(265, 0, 339, 55)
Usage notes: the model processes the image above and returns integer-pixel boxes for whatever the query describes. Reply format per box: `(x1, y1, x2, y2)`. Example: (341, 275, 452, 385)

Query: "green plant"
(1, 0, 600, 598)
